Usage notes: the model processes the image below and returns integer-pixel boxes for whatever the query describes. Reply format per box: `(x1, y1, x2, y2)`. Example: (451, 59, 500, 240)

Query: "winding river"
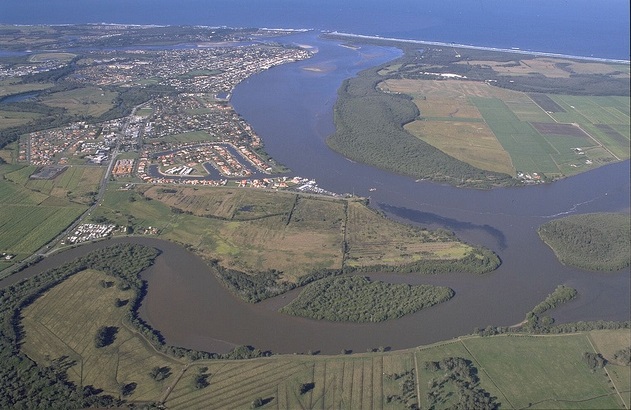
(2, 32, 629, 355)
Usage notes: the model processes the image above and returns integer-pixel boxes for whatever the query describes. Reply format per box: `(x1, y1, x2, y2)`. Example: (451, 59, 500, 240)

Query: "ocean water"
(1, 0, 629, 60)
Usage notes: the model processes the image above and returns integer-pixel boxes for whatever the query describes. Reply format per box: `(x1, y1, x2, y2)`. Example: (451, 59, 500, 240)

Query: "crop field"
(35, 165, 103, 204)
(0, 205, 83, 254)
(5, 165, 103, 203)
(41, 86, 118, 117)
(404, 120, 514, 174)
(166, 353, 416, 410)
(21, 269, 185, 402)
(380, 76, 629, 178)
(0, 165, 88, 267)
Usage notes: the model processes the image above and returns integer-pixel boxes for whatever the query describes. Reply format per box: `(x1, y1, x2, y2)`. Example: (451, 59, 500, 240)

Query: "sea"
(0, 0, 629, 60)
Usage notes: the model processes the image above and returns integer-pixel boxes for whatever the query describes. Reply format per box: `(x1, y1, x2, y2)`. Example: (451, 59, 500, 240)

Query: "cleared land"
(380, 77, 629, 178)
(41, 86, 117, 117)
(92, 185, 483, 285)
(0, 82, 53, 98)
(0, 110, 42, 129)
(21, 268, 186, 401)
(0, 164, 102, 271)
(538, 212, 631, 271)
(338, 45, 631, 183)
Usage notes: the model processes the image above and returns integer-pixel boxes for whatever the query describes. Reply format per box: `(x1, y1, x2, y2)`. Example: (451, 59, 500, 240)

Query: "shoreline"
(1, 23, 628, 63)
(326, 31, 631, 65)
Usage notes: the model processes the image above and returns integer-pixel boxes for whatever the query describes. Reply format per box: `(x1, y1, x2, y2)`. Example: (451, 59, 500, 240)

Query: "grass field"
(92, 185, 477, 281)
(41, 86, 118, 117)
(5, 165, 104, 205)
(21, 269, 186, 401)
(0, 82, 53, 98)
(0, 110, 42, 129)
(344, 201, 472, 268)
(28, 52, 77, 63)
(0, 164, 92, 269)
(380, 76, 629, 178)
(19, 268, 629, 408)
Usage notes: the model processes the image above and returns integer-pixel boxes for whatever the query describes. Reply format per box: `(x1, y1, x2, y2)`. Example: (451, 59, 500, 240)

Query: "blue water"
(1, 0, 629, 60)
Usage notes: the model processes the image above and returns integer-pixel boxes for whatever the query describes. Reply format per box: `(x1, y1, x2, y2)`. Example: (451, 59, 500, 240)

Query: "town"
(15, 38, 344, 196)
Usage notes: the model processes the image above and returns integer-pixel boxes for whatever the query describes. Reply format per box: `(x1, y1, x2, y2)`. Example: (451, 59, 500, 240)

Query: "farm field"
(5, 164, 104, 205)
(0, 164, 87, 270)
(18, 263, 630, 408)
(21, 268, 186, 401)
(91, 185, 479, 283)
(40, 86, 117, 117)
(380, 75, 630, 178)
(0, 110, 42, 129)
(0, 81, 53, 98)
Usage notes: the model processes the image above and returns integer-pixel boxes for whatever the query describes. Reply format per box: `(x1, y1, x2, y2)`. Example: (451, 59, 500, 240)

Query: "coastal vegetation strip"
(279, 275, 454, 322)
(538, 213, 631, 271)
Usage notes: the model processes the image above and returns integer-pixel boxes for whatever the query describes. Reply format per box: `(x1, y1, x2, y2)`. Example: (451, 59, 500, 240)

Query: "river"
(1, 32, 629, 355)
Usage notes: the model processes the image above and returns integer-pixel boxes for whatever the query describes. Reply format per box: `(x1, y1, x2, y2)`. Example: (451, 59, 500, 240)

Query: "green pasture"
(136, 107, 153, 117)
(0, 205, 84, 255)
(28, 52, 76, 63)
(0, 110, 41, 129)
(21, 269, 185, 401)
(471, 97, 560, 174)
(41, 86, 117, 117)
(0, 82, 53, 98)
(461, 334, 623, 409)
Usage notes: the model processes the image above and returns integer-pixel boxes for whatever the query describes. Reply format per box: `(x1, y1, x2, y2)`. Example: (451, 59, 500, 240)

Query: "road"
(0, 104, 143, 280)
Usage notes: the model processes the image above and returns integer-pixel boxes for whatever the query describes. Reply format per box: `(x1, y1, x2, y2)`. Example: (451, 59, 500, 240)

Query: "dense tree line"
(475, 320, 630, 337)
(385, 369, 417, 409)
(213, 259, 340, 303)
(280, 276, 454, 322)
(524, 285, 578, 330)
(425, 357, 500, 410)
(538, 213, 630, 271)
(583, 352, 607, 370)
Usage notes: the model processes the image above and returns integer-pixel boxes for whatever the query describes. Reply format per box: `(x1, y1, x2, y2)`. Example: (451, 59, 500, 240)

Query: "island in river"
(0, 24, 629, 408)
